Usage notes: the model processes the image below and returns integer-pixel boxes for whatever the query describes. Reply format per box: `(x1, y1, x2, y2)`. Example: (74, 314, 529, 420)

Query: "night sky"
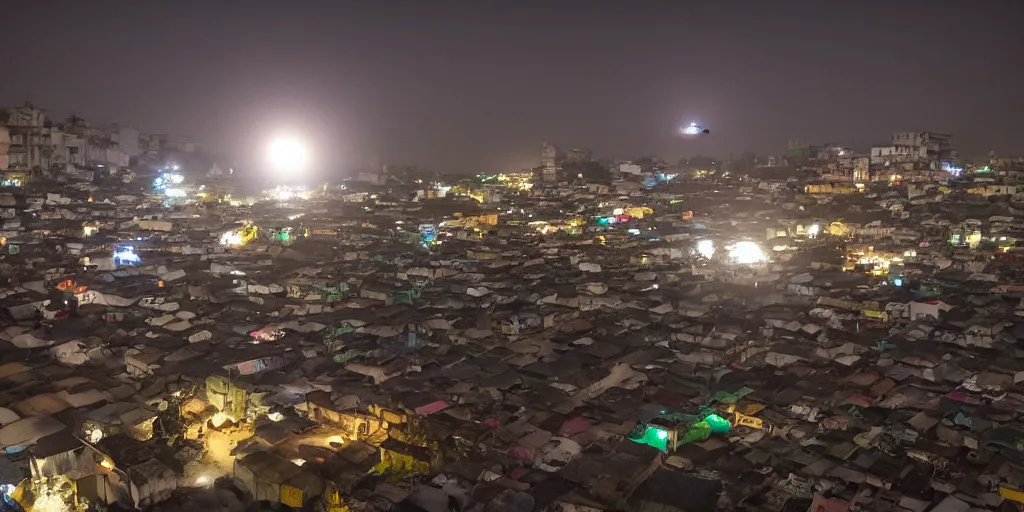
(3, 1, 1022, 174)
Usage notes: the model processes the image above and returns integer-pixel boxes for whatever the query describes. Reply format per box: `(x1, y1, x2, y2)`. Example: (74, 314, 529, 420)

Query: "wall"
(0, 127, 8, 169)
(619, 163, 642, 175)
(870, 145, 927, 164)
(891, 132, 925, 147)
(111, 125, 141, 156)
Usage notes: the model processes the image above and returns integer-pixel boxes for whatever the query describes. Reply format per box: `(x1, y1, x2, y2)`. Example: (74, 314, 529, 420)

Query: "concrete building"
(3, 104, 47, 127)
(565, 148, 592, 164)
(871, 131, 955, 168)
(62, 117, 129, 169)
(2, 106, 132, 171)
(540, 142, 560, 168)
(540, 142, 561, 182)
(2, 104, 50, 170)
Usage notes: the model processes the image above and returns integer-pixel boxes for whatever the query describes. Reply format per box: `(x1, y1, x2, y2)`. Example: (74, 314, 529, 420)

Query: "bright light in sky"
(696, 239, 715, 259)
(727, 241, 767, 265)
(267, 137, 309, 172)
(681, 122, 703, 135)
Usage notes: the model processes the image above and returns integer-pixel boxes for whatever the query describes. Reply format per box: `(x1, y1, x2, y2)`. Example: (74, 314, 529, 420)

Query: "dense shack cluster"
(4, 112, 1024, 512)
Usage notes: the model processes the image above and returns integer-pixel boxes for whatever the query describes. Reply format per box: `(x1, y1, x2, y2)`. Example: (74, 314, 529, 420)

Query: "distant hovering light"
(268, 137, 310, 173)
(681, 122, 709, 136)
(696, 239, 715, 259)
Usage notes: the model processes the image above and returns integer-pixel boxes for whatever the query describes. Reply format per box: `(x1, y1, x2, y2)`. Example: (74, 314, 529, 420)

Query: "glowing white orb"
(267, 137, 309, 172)
(696, 239, 715, 259)
(727, 241, 767, 265)
(681, 122, 705, 135)
(806, 224, 820, 238)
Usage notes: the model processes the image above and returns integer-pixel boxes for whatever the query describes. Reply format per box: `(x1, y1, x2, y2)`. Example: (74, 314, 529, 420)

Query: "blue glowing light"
(941, 162, 963, 177)
(418, 223, 437, 243)
(893, 277, 903, 287)
(153, 173, 184, 192)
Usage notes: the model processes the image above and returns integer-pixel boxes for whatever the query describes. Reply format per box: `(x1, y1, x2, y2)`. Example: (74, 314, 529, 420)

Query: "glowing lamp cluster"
(153, 172, 187, 198)
(220, 230, 244, 247)
(113, 246, 141, 265)
(726, 241, 768, 265)
(268, 185, 311, 202)
(696, 239, 715, 259)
